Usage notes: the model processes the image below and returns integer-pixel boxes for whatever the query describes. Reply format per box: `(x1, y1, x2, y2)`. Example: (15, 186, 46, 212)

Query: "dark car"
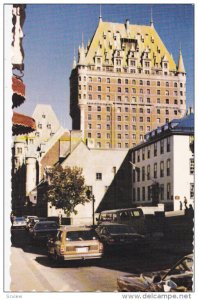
(30, 221, 58, 242)
(26, 217, 47, 231)
(96, 223, 146, 250)
(117, 254, 193, 292)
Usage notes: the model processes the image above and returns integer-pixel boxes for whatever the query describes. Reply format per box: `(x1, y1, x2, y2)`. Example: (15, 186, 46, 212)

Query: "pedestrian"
(179, 201, 183, 210)
(10, 212, 15, 226)
(184, 197, 188, 209)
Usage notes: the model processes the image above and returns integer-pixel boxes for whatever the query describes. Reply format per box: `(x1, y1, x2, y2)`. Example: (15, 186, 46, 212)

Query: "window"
(147, 81, 150, 86)
(88, 77, 92, 82)
(174, 82, 177, 87)
(107, 115, 110, 121)
(47, 123, 51, 129)
(167, 137, 170, 152)
(190, 158, 194, 174)
(125, 79, 128, 84)
(97, 133, 101, 138)
(167, 159, 170, 176)
(117, 116, 121, 121)
(118, 78, 121, 84)
(132, 88, 136, 93)
(125, 107, 129, 112)
(142, 167, 145, 181)
(117, 96, 121, 101)
(107, 78, 110, 83)
(137, 169, 140, 182)
(17, 147, 22, 154)
(125, 88, 129, 93)
(117, 133, 121, 139)
(97, 115, 101, 120)
(165, 90, 169, 96)
(148, 186, 151, 201)
(142, 187, 145, 201)
(166, 82, 169, 87)
(88, 132, 91, 138)
(132, 80, 136, 85)
(137, 188, 140, 201)
(97, 106, 101, 111)
(147, 165, 150, 180)
(106, 106, 110, 112)
(88, 123, 92, 129)
(160, 161, 164, 177)
(96, 124, 101, 129)
(98, 77, 101, 82)
(42, 114, 46, 118)
(96, 173, 102, 180)
(190, 183, 194, 199)
(96, 142, 101, 148)
(147, 98, 151, 104)
(142, 148, 145, 160)
(133, 188, 136, 201)
(140, 80, 143, 85)
(157, 90, 160, 95)
(154, 143, 157, 156)
(166, 99, 169, 104)
(147, 89, 150, 94)
(160, 184, 164, 201)
(107, 95, 110, 101)
(154, 163, 157, 178)
(140, 88, 143, 94)
(147, 147, 150, 159)
(106, 124, 110, 130)
(157, 109, 160, 114)
(157, 81, 160, 86)
(38, 123, 42, 129)
(160, 140, 164, 154)
(117, 87, 121, 93)
(88, 85, 92, 91)
(167, 183, 171, 200)
(98, 86, 101, 91)
(107, 86, 110, 92)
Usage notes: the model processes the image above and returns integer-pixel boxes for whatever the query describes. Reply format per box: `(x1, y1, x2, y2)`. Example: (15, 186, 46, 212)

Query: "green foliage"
(45, 165, 90, 215)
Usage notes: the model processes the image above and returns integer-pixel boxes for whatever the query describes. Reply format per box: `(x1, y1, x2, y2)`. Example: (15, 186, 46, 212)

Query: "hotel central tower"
(70, 16, 186, 149)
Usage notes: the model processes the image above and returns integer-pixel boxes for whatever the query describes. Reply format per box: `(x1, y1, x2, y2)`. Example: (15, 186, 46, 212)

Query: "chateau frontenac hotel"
(70, 16, 186, 149)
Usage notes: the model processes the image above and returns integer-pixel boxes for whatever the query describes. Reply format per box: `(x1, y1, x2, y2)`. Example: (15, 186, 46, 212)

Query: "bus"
(96, 208, 145, 234)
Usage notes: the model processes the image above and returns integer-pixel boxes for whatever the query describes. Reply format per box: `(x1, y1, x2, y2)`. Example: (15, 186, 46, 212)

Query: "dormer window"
(42, 114, 46, 118)
(38, 123, 42, 129)
(47, 123, 51, 129)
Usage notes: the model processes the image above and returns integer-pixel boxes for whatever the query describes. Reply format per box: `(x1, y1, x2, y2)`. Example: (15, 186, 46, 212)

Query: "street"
(10, 228, 193, 292)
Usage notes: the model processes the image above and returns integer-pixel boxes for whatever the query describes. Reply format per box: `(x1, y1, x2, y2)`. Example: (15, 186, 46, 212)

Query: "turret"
(177, 48, 186, 74)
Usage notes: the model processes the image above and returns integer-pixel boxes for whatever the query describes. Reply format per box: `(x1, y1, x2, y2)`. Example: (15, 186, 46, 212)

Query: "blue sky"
(16, 4, 194, 129)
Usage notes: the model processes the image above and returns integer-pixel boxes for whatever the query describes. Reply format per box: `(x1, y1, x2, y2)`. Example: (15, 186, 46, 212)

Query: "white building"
(60, 142, 129, 225)
(131, 113, 194, 211)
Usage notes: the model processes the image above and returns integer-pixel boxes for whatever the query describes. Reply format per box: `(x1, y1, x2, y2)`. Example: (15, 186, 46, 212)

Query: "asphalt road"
(9, 228, 193, 292)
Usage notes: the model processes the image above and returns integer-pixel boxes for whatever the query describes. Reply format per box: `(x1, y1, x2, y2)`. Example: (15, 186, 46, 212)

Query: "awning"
(12, 111, 36, 135)
(12, 76, 25, 108)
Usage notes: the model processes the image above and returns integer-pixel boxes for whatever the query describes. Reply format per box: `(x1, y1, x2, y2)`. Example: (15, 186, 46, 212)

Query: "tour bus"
(96, 207, 145, 234)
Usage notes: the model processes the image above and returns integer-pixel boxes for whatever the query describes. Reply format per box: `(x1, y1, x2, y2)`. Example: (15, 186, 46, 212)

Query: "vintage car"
(30, 221, 58, 242)
(117, 254, 193, 292)
(12, 216, 26, 228)
(47, 226, 104, 262)
(96, 223, 146, 250)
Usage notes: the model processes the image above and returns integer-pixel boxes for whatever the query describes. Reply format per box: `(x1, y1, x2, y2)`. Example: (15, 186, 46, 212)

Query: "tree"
(45, 165, 90, 215)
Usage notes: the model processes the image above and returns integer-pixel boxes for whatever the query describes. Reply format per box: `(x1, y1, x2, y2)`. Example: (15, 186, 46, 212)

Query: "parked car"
(30, 221, 58, 242)
(26, 217, 47, 231)
(12, 216, 26, 228)
(117, 254, 193, 292)
(96, 223, 146, 250)
(47, 225, 104, 262)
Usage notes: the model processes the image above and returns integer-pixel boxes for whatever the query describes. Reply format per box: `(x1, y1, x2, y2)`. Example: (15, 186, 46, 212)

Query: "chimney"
(125, 19, 130, 31)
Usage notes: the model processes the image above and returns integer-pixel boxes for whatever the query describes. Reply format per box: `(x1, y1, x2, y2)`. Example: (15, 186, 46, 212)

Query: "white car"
(12, 216, 26, 228)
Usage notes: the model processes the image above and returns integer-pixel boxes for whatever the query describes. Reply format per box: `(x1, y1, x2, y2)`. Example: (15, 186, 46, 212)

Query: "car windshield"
(107, 225, 136, 234)
(66, 230, 98, 241)
(164, 257, 193, 278)
(15, 217, 25, 221)
(35, 223, 57, 229)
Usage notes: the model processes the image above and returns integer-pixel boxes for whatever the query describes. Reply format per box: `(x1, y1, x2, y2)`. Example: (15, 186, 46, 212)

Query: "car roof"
(100, 208, 143, 214)
(35, 221, 57, 224)
(98, 222, 134, 227)
(59, 225, 93, 232)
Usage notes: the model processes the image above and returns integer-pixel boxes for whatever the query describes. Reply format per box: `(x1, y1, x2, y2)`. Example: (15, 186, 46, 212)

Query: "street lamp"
(86, 188, 95, 228)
